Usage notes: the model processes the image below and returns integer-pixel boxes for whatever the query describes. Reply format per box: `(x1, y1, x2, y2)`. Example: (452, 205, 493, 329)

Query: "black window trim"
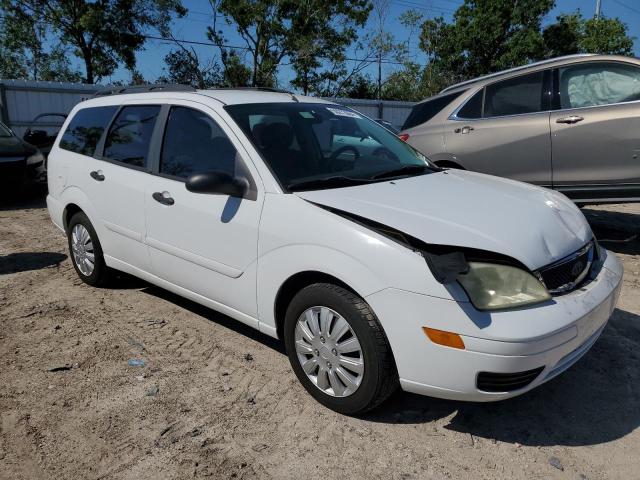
(551, 59, 640, 113)
(403, 90, 467, 130)
(450, 67, 553, 121)
(94, 103, 164, 173)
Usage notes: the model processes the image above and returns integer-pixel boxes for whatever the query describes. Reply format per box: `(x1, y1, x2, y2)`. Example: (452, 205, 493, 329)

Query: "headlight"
(458, 262, 551, 311)
(26, 151, 45, 165)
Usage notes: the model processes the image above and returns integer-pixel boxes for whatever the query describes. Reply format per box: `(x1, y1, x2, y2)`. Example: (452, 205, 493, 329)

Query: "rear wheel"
(67, 211, 111, 287)
(284, 283, 398, 414)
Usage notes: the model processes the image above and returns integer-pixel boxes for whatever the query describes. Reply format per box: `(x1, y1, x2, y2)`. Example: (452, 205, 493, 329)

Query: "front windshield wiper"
(287, 175, 373, 192)
(371, 164, 434, 180)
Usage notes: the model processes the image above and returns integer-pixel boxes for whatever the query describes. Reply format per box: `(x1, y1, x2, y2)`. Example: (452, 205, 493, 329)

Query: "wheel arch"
(273, 271, 361, 341)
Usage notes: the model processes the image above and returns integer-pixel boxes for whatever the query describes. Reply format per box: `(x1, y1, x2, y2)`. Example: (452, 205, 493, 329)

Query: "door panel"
(444, 112, 552, 185)
(144, 102, 264, 320)
(444, 70, 552, 186)
(550, 62, 640, 191)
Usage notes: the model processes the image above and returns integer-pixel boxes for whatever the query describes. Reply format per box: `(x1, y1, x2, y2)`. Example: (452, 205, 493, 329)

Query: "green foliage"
(209, 0, 370, 91)
(543, 12, 634, 57)
(158, 48, 222, 88)
(3, 0, 186, 83)
(419, 0, 554, 88)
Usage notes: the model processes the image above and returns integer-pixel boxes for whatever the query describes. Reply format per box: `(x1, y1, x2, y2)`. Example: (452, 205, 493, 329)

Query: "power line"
(612, 0, 640, 15)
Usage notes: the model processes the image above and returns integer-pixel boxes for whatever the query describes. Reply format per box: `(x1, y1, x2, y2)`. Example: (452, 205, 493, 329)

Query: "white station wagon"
(47, 85, 622, 414)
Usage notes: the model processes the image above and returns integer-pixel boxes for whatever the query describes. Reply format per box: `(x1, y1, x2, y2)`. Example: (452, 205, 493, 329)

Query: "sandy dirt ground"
(1, 187, 639, 480)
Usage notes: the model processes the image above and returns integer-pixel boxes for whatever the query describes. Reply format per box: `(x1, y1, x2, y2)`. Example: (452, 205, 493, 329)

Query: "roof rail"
(440, 54, 597, 93)
(93, 84, 196, 97)
(207, 86, 293, 94)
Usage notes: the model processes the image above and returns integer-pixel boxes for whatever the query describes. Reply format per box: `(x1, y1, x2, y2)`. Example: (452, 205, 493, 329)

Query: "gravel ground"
(1, 187, 639, 480)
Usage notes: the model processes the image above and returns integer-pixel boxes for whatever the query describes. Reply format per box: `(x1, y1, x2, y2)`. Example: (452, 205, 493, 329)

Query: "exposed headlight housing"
(458, 262, 551, 311)
(26, 151, 45, 165)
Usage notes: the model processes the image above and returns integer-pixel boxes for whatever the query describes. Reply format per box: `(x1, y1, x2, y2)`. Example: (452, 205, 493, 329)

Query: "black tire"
(284, 283, 398, 415)
(67, 211, 111, 287)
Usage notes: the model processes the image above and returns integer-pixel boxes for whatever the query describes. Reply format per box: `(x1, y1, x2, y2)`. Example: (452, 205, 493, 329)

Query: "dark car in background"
(401, 54, 640, 204)
(0, 121, 45, 187)
(22, 113, 67, 158)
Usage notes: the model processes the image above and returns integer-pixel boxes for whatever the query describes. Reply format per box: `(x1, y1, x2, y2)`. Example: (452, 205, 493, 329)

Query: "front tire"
(284, 283, 398, 414)
(67, 211, 111, 287)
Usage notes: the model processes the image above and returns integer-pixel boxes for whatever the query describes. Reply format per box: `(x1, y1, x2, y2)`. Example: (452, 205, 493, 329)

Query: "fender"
(58, 185, 103, 237)
(256, 244, 386, 336)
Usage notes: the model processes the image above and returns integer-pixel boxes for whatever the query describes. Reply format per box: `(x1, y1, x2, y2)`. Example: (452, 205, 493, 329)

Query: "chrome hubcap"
(71, 224, 95, 276)
(294, 306, 364, 397)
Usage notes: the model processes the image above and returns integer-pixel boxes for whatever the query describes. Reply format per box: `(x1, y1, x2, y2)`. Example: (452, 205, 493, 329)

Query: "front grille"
(477, 367, 545, 393)
(537, 242, 594, 294)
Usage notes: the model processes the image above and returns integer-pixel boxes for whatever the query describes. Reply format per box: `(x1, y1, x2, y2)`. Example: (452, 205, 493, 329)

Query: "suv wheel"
(67, 211, 111, 287)
(284, 283, 398, 414)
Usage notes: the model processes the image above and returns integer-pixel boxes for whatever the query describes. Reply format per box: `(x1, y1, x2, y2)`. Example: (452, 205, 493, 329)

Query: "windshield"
(225, 103, 436, 191)
(0, 122, 13, 137)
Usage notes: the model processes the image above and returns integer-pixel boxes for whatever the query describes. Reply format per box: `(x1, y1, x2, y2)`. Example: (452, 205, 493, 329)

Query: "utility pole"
(595, 0, 601, 18)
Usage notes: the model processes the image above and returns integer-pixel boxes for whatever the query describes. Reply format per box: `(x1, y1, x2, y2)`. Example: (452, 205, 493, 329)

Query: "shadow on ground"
(0, 251, 67, 274)
(583, 207, 640, 255)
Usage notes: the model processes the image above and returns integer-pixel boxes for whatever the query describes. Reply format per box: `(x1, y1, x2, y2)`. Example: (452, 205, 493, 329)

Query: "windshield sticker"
(299, 111, 315, 119)
(327, 107, 362, 119)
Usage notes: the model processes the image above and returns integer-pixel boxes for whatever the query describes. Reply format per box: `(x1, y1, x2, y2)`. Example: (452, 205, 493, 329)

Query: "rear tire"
(67, 211, 111, 287)
(284, 283, 398, 415)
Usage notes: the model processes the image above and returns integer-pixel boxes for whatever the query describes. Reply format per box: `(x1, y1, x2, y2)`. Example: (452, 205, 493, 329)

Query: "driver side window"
(160, 106, 239, 179)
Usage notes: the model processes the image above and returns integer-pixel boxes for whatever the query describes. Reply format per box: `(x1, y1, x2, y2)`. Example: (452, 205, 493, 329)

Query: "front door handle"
(454, 126, 474, 134)
(556, 115, 584, 124)
(152, 191, 175, 206)
(90, 170, 105, 181)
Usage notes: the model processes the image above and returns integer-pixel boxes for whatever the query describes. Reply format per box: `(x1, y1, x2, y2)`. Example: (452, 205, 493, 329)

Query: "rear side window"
(456, 90, 483, 119)
(484, 71, 544, 117)
(59, 106, 117, 156)
(402, 91, 465, 129)
(103, 105, 160, 168)
(160, 106, 239, 179)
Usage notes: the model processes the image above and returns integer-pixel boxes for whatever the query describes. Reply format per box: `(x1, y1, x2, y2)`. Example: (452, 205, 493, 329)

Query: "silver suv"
(401, 54, 640, 204)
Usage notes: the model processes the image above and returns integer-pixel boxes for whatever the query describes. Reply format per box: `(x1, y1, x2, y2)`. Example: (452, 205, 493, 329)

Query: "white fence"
(0, 79, 416, 136)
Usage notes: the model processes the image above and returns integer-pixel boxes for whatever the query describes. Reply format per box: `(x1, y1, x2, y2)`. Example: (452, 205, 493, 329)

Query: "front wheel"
(284, 283, 398, 414)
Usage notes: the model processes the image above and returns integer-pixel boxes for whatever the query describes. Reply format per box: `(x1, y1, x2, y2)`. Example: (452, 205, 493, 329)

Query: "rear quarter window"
(402, 91, 465, 130)
(59, 106, 118, 156)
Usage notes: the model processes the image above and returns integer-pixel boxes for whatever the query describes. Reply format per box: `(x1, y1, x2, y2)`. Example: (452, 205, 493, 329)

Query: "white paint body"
(46, 90, 623, 401)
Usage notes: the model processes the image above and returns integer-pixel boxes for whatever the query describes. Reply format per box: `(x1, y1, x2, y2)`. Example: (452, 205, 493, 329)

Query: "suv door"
(550, 61, 640, 200)
(444, 70, 553, 186)
(144, 102, 263, 326)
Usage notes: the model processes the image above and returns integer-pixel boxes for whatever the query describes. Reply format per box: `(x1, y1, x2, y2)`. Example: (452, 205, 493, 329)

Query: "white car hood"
(295, 170, 592, 270)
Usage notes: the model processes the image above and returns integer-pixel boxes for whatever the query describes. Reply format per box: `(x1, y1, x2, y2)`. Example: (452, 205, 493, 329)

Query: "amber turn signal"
(422, 327, 465, 349)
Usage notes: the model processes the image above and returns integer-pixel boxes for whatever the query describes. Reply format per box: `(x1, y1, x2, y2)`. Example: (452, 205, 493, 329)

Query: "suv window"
(456, 90, 483, 119)
(160, 106, 239, 179)
(402, 91, 465, 129)
(484, 71, 544, 117)
(558, 62, 640, 109)
(103, 105, 160, 168)
(59, 106, 117, 156)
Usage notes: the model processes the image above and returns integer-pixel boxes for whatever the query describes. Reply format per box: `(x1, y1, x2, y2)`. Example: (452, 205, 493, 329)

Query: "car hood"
(0, 135, 35, 158)
(295, 170, 592, 270)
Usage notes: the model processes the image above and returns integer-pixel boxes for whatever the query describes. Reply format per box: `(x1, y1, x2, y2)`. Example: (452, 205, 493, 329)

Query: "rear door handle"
(556, 115, 584, 124)
(152, 191, 175, 206)
(454, 126, 474, 134)
(90, 170, 105, 181)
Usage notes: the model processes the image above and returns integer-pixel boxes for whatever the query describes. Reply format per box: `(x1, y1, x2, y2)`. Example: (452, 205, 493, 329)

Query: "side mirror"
(24, 129, 48, 146)
(185, 171, 249, 198)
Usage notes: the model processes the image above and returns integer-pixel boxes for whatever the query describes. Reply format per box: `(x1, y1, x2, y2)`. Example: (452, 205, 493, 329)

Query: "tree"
(419, 0, 554, 87)
(4, 0, 186, 84)
(0, 1, 80, 81)
(209, 0, 370, 90)
(159, 33, 223, 88)
(543, 12, 634, 57)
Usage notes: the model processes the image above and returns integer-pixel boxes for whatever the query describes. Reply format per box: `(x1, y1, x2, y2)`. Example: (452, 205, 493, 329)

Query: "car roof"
(439, 54, 639, 94)
(78, 86, 335, 109)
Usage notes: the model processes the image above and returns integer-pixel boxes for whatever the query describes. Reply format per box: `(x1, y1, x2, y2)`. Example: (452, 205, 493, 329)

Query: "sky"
(103, 0, 640, 86)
